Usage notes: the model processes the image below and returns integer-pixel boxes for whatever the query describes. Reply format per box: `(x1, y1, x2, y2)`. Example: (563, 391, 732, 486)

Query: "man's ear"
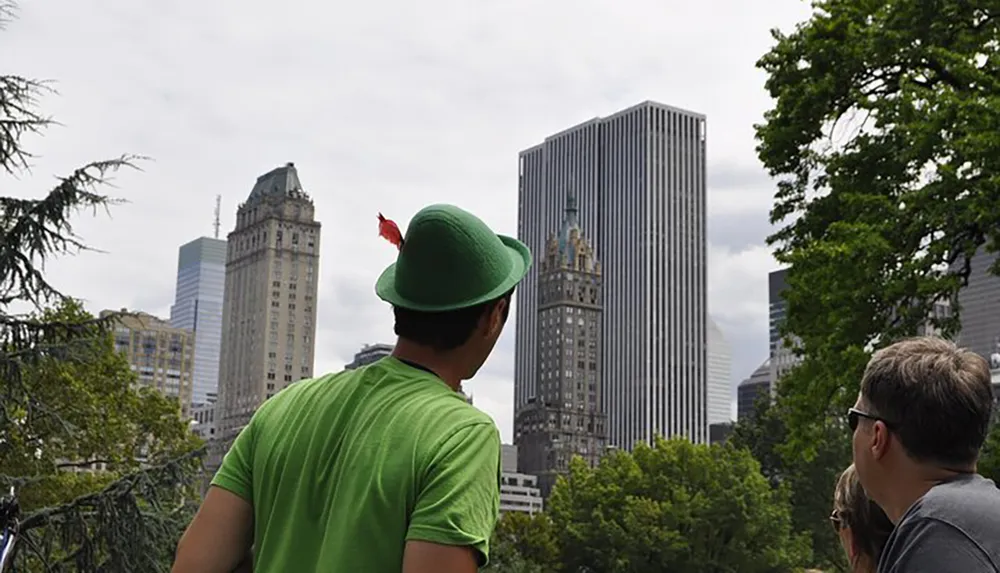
(871, 421, 892, 461)
(485, 299, 507, 338)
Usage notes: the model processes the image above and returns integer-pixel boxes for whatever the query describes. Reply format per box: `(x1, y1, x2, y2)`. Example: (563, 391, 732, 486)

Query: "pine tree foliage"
(0, 3, 204, 570)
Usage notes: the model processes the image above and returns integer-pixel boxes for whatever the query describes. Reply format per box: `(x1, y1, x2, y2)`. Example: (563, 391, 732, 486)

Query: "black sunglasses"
(829, 510, 845, 532)
(847, 407, 895, 432)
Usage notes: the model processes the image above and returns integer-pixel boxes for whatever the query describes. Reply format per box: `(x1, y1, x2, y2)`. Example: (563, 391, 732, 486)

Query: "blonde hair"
(832, 465, 894, 569)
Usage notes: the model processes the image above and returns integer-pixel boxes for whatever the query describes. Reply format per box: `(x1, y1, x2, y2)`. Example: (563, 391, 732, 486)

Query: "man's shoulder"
(881, 475, 1000, 572)
(916, 474, 1000, 523)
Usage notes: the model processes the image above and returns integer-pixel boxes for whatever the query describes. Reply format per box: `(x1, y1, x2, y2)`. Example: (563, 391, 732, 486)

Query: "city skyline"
(11, 0, 816, 443)
(515, 101, 709, 447)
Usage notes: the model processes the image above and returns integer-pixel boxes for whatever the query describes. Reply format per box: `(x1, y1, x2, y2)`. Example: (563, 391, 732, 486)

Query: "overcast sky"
(4, 0, 813, 443)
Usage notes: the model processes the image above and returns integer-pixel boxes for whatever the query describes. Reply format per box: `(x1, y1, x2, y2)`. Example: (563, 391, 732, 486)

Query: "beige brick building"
(214, 162, 321, 448)
(104, 310, 195, 418)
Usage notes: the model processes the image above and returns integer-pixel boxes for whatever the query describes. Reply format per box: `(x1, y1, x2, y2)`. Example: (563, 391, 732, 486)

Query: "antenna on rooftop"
(213, 195, 221, 239)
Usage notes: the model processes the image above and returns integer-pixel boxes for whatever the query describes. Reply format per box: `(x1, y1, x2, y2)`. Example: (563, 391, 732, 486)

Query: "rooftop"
(246, 162, 311, 204)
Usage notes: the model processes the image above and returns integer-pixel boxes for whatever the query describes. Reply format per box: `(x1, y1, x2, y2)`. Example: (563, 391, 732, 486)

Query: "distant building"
(769, 269, 799, 389)
(707, 317, 732, 425)
(215, 163, 322, 447)
(709, 422, 733, 444)
(191, 402, 216, 441)
(105, 310, 195, 418)
(737, 360, 772, 421)
(956, 250, 1000, 361)
(169, 237, 227, 408)
(515, 193, 606, 498)
(499, 444, 544, 515)
(346, 343, 393, 369)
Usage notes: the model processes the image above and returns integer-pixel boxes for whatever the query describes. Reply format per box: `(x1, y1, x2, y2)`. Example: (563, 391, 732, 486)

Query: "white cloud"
(3, 0, 812, 442)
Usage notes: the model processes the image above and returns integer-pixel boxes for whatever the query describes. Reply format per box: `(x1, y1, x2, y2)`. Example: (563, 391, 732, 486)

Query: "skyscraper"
(514, 194, 606, 496)
(768, 268, 798, 386)
(515, 101, 708, 448)
(707, 317, 732, 425)
(169, 237, 226, 407)
(215, 163, 322, 445)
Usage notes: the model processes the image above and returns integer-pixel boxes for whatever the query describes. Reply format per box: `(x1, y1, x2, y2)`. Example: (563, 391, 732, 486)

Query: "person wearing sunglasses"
(850, 336, 1000, 572)
(830, 464, 894, 572)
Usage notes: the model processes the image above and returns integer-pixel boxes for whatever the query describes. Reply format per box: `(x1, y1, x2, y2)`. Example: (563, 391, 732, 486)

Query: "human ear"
(871, 421, 891, 461)
(486, 299, 507, 338)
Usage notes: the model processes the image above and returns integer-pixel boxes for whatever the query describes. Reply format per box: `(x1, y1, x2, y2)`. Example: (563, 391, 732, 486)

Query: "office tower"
(707, 317, 732, 425)
(345, 343, 393, 369)
(768, 268, 800, 388)
(499, 444, 544, 515)
(515, 101, 708, 448)
(169, 237, 227, 408)
(737, 359, 771, 421)
(105, 310, 194, 418)
(215, 163, 322, 445)
(514, 194, 606, 496)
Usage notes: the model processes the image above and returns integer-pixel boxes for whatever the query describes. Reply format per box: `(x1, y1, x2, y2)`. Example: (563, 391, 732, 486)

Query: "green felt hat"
(375, 204, 532, 312)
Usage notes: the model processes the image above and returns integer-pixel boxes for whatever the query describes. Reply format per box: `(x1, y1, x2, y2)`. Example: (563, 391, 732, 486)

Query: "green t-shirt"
(211, 356, 501, 572)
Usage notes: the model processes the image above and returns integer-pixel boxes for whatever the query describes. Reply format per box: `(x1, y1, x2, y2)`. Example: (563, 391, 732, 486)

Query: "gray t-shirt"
(878, 474, 1000, 572)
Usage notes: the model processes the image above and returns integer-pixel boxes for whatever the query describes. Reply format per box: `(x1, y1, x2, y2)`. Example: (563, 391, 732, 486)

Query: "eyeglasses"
(847, 407, 895, 432)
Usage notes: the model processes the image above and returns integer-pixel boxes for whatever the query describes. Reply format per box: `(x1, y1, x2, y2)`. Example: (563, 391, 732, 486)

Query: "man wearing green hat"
(172, 205, 532, 573)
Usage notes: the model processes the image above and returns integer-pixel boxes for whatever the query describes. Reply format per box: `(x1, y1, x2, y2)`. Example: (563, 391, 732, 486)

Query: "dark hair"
(832, 464, 893, 569)
(393, 289, 514, 352)
(861, 336, 994, 466)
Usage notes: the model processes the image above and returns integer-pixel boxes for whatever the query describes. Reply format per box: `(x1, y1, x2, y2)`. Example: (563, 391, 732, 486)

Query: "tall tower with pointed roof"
(514, 193, 606, 498)
(214, 163, 322, 447)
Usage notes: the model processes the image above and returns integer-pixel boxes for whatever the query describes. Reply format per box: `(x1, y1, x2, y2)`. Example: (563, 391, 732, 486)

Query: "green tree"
(754, 0, 1000, 451)
(0, 2, 203, 570)
(484, 512, 560, 573)
(730, 401, 851, 572)
(6, 299, 203, 513)
(547, 437, 811, 573)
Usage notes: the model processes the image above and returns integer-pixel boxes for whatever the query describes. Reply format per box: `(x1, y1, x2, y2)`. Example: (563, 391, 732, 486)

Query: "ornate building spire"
(544, 191, 600, 275)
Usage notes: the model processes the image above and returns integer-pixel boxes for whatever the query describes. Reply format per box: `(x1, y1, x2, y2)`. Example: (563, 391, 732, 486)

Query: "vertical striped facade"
(515, 101, 708, 448)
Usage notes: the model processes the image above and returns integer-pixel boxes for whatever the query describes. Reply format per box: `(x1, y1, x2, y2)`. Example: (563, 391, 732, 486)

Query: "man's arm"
(402, 541, 479, 573)
(172, 487, 254, 573)
(882, 517, 994, 572)
(403, 422, 501, 573)
(173, 420, 257, 573)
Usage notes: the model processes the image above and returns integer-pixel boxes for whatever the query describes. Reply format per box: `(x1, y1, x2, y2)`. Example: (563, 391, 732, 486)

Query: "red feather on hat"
(377, 213, 404, 251)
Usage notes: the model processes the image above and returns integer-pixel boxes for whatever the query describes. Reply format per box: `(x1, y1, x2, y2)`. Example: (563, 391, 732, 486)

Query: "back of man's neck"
(882, 469, 970, 523)
(391, 339, 463, 391)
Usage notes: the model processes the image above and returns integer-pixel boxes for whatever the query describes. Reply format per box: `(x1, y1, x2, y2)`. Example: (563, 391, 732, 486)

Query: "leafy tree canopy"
(755, 0, 1000, 451)
(729, 400, 852, 571)
(546, 437, 812, 573)
(484, 512, 558, 573)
